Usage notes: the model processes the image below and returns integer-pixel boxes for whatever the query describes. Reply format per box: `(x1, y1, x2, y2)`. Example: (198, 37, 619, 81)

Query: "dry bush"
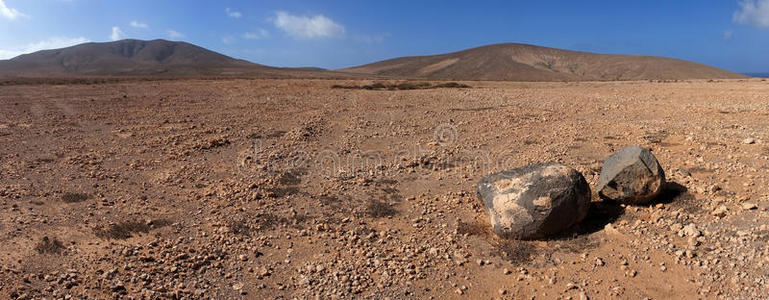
(332, 82, 471, 90)
(94, 219, 170, 239)
(456, 220, 487, 236)
(366, 199, 397, 218)
(35, 236, 65, 254)
(494, 240, 536, 265)
(61, 192, 89, 203)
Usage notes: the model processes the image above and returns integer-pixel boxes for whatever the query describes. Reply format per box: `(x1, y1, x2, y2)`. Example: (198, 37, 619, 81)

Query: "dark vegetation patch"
(494, 240, 536, 265)
(366, 199, 397, 218)
(198, 137, 230, 150)
(256, 213, 290, 231)
(229, 212, 308, 234)
(228, 218, 252, 236)
(457, 220, 488, 236)
(644, 131, 669, 144)
(266, 130, 286, 138)
(94, 219, 171, 239)
(35, 236, 65, 254)
(61, 192, 89, 203)
(377, 179, 398, 185)
(687, 167, 713, 174)
(320, 194, 340, 206)
(278, 168, 305, 185)
(554, 235, 600, 253)
(267, 186, 300, 198)
(332, 81, 471, 90)
(267, 168, 306, 198)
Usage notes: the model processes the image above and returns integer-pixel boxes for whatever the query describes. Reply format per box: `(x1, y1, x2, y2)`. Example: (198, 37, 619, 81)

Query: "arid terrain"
(1, 78, 769, 299)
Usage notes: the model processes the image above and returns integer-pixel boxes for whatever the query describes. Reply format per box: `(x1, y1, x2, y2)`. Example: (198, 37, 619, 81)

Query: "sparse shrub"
(94, 219, 170, 239)
(434, 82, 471, 88)
(456, 220, 487, 236)
(494, 240, 535, 265)
(331, 81, 471, 90)
(366, 199, 397, 218)
(35, 236, 65, 254)
(61, 192, 89, 203)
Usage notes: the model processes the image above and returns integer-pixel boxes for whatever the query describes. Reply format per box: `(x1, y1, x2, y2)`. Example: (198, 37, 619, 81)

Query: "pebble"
(742, 203, 757, 210)
(743, 138, 755, 144)
(682, 224, 700, 237)
(712, 205, 728, 217)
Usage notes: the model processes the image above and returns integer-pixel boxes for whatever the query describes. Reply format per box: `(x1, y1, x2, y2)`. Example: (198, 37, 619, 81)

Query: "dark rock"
(597, 145, 665, 204)
(477, 163, 591, 239)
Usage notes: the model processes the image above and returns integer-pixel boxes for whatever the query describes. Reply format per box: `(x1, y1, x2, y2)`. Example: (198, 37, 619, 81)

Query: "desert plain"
(1, 78, 768, 299)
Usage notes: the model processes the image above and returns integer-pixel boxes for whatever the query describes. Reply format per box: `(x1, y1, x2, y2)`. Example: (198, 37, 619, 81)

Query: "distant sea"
(744, 73, 769, 78)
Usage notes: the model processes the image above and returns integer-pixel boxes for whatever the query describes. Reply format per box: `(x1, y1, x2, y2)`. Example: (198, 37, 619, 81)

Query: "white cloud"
(0, 36, 90, 59)
(243, 28, 270, 39)
(272, 11, 345, 39)
(226, 7, 242, 19)
(166, 29, 184, 39)
(734, 0, 769, 28)
(129, 20, 148, 29)
(110, 26, 125, 41)
(0, 0, 26, 20)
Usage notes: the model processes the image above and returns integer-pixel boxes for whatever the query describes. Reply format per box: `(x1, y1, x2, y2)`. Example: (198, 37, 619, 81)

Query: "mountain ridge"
(0, 40, 748, 81)
(339, 43, 747, 81)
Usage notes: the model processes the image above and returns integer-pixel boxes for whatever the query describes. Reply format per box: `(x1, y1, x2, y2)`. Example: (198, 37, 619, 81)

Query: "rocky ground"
(0, 78, 768, 299)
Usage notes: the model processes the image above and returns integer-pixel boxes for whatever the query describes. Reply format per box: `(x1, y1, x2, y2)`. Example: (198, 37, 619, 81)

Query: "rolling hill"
(0, 39, 330, 78)
(340, 43, 747, 81)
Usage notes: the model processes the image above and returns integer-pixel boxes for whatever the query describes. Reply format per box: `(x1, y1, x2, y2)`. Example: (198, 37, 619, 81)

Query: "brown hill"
(0, 39, 334, 78)
(340, 43, 747, 81)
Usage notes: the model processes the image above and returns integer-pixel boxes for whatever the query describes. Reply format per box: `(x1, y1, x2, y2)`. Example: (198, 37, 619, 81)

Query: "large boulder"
(597, 145, 665, 204)
(477, 163, 591, 240)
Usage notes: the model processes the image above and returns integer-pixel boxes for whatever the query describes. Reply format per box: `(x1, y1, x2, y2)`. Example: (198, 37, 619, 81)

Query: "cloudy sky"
(1, 0, 768, 73)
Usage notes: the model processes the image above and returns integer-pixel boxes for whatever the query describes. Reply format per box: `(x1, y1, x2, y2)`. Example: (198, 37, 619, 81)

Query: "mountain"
(0, 39, 328, 78)
(340, 43, 747, 81)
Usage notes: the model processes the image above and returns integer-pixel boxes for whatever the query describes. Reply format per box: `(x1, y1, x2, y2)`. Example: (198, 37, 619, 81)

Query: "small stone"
(232, 283, 243, 290)
(682, 224, 700, 237)
(742, 203, 757, 210)
(238, 255, 248, 261)
(595, 258, 605, 266)
(503, 268, 512, 275)
(711, 205, 728, 217)
(743, 138, 755, 144)
(498, 289, 507, 295)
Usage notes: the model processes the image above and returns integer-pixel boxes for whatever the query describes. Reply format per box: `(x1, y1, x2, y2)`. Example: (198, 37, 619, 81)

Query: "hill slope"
(340, 43, 747, 81)
(0, 39, 314, 77)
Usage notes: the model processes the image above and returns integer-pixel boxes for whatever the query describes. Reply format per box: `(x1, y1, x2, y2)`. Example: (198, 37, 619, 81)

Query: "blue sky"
(1, 0, 768, 73)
